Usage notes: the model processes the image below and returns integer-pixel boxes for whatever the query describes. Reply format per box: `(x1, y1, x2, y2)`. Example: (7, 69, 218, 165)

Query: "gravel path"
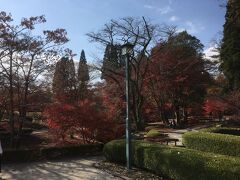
(1, 156, 122, 180)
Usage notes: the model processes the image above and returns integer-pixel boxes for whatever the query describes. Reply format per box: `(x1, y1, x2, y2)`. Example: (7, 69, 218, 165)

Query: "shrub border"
(104, 140, 240, 180)
(182, 130, 240, 156)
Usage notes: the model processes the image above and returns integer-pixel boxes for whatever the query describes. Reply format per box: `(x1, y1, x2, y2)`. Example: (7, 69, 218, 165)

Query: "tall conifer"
(78, 50, 90, 83)
(52, 57, 76, 96)
(220, 0, 240, 89)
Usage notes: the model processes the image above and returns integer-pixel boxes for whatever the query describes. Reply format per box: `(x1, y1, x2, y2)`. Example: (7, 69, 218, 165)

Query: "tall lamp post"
(121, 42, 134, 170)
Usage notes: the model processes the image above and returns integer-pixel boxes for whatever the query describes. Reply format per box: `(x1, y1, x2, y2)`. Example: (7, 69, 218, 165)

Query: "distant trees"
(87, 17, 216, 129)
(220, 0, 240, 90)
(52, 50, 90, 101)
(87, 17, 160, 130)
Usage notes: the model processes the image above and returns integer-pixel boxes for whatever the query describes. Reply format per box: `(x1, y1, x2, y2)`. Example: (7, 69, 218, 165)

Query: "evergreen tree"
(77, 50, 90, 99)
(52, 57, 76, 97)
(101, 44, 122, 79)
(168, 31, 204, 57)
(78, 50, 90, 83)
(220, 0, 240, 90)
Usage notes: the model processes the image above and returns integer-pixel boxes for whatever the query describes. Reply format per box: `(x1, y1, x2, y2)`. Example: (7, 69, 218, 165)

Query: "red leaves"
(204, 90, 240, 118)
(143, 39, 210, 124)
(44, 96, 123, 143)
(203, 98, 228, 117)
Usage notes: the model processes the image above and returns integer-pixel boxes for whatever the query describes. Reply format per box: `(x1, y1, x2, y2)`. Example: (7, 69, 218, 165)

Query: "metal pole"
(125, 53, 131, 170)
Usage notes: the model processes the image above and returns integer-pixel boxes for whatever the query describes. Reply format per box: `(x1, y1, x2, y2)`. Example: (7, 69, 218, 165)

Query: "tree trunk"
(183, 107, 188, 125)
(9, 50, 15, 146)
(175, 107, 181, 127)
(18, 81, 29, 135)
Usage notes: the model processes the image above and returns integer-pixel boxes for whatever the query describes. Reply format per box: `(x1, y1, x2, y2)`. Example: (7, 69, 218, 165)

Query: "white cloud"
(169, 15, 179, 22)
(144, 5, 155, 9)
(144, 4, 173, 14)
(177, 21, 205, 34)
(157, 6, 173, 14)
(186, 21, 205, 34)
(186, 21, 197, 33)
(176, 27, 186, 33)
(204, 44, 219, 61)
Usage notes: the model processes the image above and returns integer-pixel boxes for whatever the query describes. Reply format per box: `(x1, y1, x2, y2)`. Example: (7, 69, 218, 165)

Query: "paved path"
(1, 156, 122, 180)
(166, 124, 211, 146)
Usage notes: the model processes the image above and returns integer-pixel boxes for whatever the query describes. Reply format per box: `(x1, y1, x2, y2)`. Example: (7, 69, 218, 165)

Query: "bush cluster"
(182, 131, 240, 157)
(41, 144, 103, 159)
(103, 140, 240, 180)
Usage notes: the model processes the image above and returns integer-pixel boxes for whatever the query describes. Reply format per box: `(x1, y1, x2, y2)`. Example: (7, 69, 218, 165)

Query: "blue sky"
(1, 0, 226, 62)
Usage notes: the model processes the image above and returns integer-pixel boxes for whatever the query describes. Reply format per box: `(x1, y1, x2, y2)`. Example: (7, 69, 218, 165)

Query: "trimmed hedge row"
(0, 128, 33, 138)
(182, 131, 240, 157)
(2, 143, 103, 162)
(200, 127, 240, 136)
(2, 148, 41, 162)
(103, 140, 240, 180)
(42, 144, 103, 159)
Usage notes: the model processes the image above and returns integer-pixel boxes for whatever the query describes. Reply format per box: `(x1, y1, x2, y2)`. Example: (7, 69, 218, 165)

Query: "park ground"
(1, 156, 122, 180)
(1, 124, 211, 180)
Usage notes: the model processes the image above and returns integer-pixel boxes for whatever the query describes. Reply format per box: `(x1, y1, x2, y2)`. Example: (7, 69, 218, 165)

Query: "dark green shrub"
(201, 127, 240, 136)
(2, 144, 103, 162)
(2, 148, 41, 162)
(183, 131, 240, 156)
(103, 140, 240, 180)
(41, 143, 103, 159)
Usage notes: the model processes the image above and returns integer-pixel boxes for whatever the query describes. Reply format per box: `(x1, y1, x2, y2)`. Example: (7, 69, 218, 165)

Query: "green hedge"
(103, 140, 240, 180)
(2, 148, 41, 162)
(41, 144, 103, 159)
(183, 131, 240, 157)
(201, 127, 240, 136)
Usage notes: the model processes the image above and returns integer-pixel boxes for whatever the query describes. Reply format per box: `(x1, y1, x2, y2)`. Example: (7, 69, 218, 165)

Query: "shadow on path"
(1, 156, 121, 180)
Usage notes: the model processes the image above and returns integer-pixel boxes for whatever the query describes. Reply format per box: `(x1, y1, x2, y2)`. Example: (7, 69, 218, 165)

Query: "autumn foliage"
(144, 32, 210, 126)
(203, 98, 229, 120)
(44, 53, 124, 143)
(44, 97, 124, 143)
